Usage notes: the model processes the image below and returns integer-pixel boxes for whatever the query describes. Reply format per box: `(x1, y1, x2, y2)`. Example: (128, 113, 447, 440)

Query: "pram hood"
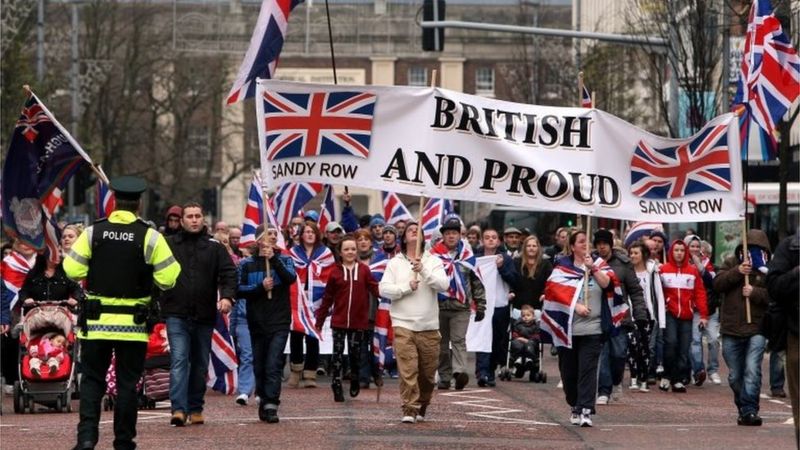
(23, 306, 74, 341)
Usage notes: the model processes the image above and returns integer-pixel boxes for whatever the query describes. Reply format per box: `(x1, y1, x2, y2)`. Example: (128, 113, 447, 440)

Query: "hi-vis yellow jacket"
(64, 210, 180, 341)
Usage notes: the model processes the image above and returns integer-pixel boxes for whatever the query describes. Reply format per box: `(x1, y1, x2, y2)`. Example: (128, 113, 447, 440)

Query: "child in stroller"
(510, 305, 546, 382)
(28, 331, 67, 376)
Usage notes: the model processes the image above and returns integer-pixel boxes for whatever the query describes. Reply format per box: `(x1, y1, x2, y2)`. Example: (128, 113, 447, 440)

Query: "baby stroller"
(103, 323, 170, 411)
(498, 308, 547, 383)
(14, 301, 79, 413)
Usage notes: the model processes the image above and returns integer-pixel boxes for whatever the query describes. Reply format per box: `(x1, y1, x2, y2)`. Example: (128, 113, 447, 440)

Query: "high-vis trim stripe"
(153, 255, 177, 272)
(144, 230, 160, 263)
(67, 249, 89, 266)
(85, 324, 147, 334)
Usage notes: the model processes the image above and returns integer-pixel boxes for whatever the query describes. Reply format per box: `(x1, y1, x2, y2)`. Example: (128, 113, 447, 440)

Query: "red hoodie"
(316, 262, 379, 330)
(659, 240, 708, 321)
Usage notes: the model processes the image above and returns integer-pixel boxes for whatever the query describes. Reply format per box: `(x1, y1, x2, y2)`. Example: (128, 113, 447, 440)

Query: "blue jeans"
(598, 331, 628, 396)
(476, 305, 510, 381)
(230, 300, 254, 397)
(770, 350, 786, 391)
(251, 328, 290, 408)
(649, 324, 664, 376)
(359, 329, 375, 384)
(165, 317, 213, 414)
(691, 310, 720, 375)
(722, 334, 766, 415)
(664, 315, 693, 384)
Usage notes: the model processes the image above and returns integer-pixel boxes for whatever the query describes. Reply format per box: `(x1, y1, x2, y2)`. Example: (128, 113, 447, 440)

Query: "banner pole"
(261, 179, 272, 300)
(742, 219, 751, 323)
(583, 218, 592, 306)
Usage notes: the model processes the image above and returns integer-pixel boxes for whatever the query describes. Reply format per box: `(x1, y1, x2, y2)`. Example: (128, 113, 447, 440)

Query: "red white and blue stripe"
(429, 239, 479, 304)
(241, 175, 265, 249)
(208, 311, 238, 395)
(733, 0, 799, 160)
(95, 179, 115, 220)
(581, 84, 592, 108)
(1, 252, 34, 313)
(382, 191, 413, 225)
(317, 184, 336, 232)
(226, 0, 302, 104)
(289, 244, 335, 312)
(271, 182, 324, 228)
(291, 281, 323, 340)
(623, 221, 664, 248)
(421, 198, 454, 242)
(368, 252, 394, 370)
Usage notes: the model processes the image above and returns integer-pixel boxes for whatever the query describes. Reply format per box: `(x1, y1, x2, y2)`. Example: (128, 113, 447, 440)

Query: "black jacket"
(599, 250, 648, 326)
(161, 229, 237, 325)
(767, 234, 799, 336)
(19, 265, 82, 304)
(237, 254, 296, 335)
(511, 259, 552, 310)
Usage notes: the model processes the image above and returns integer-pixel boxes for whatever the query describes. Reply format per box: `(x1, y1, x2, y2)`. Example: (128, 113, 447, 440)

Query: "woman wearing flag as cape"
(540, 229, 627, 428)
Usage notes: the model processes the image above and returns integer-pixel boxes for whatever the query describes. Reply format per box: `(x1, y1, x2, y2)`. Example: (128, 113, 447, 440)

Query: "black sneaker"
(486, 377, 496, 387)
(265, 408, 279, 424)
(437, 380, 450, 390)
(332, 381, 345, 402)
(694, 370, 706, 387)
(478, 376, 488, 387)
(258, 404, 269, 422)
(737, 412, 762, 426)
(454, 373, 469, 390)
(349, 379, 360, 398)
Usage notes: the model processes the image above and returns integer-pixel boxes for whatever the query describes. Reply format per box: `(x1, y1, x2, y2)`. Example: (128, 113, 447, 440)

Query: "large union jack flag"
(95, 179, 115, 220)
(733, 0, 800, 158)
(271, 182, 324, 228)
(630, 124, 731, 199)
(208, 311, 238, 395)
(382, 191, 414, 225)
(262, 91, 376, 160)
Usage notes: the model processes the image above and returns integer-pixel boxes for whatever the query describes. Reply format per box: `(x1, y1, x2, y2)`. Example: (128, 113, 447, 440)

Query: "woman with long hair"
(20, 253, 82, 309)
(288, 223, 335, 388)
(512, 235, 553, 311)
(627, 241, 662, 392)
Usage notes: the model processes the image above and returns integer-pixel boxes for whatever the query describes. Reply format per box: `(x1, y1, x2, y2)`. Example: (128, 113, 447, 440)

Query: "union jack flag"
(622, 221, 664, 248)
(291, 281, 323, 340)
(241, 175, 265, 249)
(368, 252, 395, 371)
(95, 179, 115, 220)
(271, 182, 324, 228)
(733, 0, 800, 159)
(226, 0, 302, 104)
(289, 244, 335, 312)
(262, 91, 376, 160)
(382, 191, 414, 225)
(540, 256, 627, 349)
(630, 124, 731, 199)
(207, 311, 238, 395)
(429, 239, 479, 304)
(1, 251, 34, 316)
(421, 198, 454, 242)
(317, 184, 336, 232)
(581, 85, 592, 108)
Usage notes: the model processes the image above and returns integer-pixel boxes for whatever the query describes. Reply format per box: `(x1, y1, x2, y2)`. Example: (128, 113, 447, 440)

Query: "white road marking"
(440, 389, 558, 426)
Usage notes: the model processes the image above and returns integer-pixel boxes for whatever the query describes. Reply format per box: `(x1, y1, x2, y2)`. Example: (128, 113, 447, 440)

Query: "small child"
(29, 332, 67, 376)
(510, 305, 540, 378)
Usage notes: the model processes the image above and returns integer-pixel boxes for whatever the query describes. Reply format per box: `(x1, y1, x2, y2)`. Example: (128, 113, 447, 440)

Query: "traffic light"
(422, 0, 445, 52)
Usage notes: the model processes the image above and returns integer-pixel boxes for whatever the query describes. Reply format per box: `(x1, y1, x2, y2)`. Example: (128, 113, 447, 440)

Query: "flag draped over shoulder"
(1, 252, 34, 315)
(540, 256, 627, 349)
(429, 239, 478, 304)
(2, 93, 97, 261)
(226, 0, 302, 104)
(208, 311, 238, 395)
(288, 244, 334, 338)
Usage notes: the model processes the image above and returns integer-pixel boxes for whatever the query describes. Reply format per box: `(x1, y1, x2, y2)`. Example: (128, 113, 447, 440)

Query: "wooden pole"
(413, 196, 426, 281)
(261, 181, 272, 300)
(742, 220, 751, 323)
(583, 218, 592, 306)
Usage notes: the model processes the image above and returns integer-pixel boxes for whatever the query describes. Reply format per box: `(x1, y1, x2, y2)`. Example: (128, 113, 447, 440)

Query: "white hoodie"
(380, 252, 449, 332)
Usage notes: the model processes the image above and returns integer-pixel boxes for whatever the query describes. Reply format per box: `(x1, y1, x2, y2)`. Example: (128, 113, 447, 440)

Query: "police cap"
(110, 176, 147, 201)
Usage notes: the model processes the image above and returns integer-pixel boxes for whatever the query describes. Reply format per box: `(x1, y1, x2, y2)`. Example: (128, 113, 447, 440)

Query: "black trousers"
(289, 330, 319, 370)
(77, 339, 147, 450)
(558, 334, 604, 414)
(331, 328, 364, 385)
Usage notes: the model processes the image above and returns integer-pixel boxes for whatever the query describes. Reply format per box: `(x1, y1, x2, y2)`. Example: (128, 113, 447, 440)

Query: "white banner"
(466, 256, 497, 353)
(256, 80, 744, 223)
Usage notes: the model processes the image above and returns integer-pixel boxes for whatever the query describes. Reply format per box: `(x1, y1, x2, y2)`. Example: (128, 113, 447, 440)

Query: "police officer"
(64, 176, 181, 450)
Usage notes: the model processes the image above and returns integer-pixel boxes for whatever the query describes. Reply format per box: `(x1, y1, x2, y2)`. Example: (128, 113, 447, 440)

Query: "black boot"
(265, 408, 279, 424)
(350, 379, 360, 398)
(332, 381, 345, 402)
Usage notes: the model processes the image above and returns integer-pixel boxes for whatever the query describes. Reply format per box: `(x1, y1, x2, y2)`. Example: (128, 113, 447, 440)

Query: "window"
(408, 67, 427, 87)
(185, 127, 211, 170)
(475, 67, 495, 96)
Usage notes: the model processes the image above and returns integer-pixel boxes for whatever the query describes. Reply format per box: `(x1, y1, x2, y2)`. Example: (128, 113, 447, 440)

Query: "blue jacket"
(237, 254, 296, 334)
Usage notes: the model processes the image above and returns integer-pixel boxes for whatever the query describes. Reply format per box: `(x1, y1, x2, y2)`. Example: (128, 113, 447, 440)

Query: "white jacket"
(380, 252, 449, 332)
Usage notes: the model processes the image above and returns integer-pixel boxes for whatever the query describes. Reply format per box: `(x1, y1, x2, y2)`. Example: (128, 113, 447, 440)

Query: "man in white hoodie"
(380, 221, 449, 424)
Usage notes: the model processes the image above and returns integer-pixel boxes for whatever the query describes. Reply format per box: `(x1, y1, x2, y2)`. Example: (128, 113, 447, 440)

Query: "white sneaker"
(401, 415, 416, 424)
(415, 415, 425, 423)
(570, 412, 581, 425)
(672, 382, 687, 393)
(235, 394, 248, 406)
(659, 379, 670, 391)
(629, 378, 639, 390)
(580, 408, 593, 427)
(596, 395, 609, 405)
(557, 380, 563, 388)
(612, 384, 623, 401)
(656, 365, 664, 376)
(710, 372, 722, 385)
(3, 384, 14, 395)
(639, 381, 650, 392)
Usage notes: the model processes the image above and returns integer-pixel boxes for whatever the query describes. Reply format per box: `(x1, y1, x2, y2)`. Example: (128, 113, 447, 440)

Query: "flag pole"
(260, 176, 273, 300)
(324, 0, 338, 85)
(583, 218, 592, 306)
(576, 73, 586, 230)
(414, 195, 425, 282)
(734, 107, 751, 323)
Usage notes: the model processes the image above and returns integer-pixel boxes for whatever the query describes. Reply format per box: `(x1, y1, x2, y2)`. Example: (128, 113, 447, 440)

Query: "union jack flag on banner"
(630, 123, 731, 199)
(208, 311, 238, 395)
(262, 90, 376, 160)
(540, 256, 627, 349)
(2, 93, 98, 263)
(95, 179, 115, 220)
(581, 85, 592, 108)
(382, 191, 414, 225)
(291, 281, 323, 340)
(317, 184, 336, 232)
(421, 198, 454, 242)
(271, 182, 324, 228)
(733, 0, 800, 160)
(226, 0, 302, 104)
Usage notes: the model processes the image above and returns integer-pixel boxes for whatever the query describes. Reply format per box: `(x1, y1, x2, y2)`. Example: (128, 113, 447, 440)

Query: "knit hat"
(165, 205, 182, 219)
(370, 215, 386, 228)
(304, 210, 319, 222)
(383, 225, 397, 236)
(593, 229, 614, 246)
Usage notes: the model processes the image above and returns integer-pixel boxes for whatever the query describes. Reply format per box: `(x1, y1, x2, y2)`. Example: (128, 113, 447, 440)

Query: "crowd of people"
(1, 189, 798, 447)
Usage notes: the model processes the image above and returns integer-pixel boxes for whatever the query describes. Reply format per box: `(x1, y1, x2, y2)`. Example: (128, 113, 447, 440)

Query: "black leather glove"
(474, 311, 485, 322)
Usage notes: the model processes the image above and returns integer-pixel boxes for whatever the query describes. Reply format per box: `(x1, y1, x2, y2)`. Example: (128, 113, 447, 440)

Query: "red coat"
(659, 240, 708, 321)
(316, 262, 379, 330)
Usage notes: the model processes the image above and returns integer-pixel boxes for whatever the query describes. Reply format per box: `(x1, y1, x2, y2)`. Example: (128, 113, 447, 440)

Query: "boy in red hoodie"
(659, 240, 708, 393)
(316, 235, 380, 402)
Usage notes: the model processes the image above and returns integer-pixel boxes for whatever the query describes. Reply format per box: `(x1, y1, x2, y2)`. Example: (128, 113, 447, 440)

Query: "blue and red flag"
(622, 221, 664, 248)
(207, 311, 238, 395)
(262, 91, 376, 160)
(95, 179, 115, 220)
(290, 281, 323, 340)
(429, 239, 479, 304)
(368, 252, 395, 371)
(1, 251, 35, 319)
(630, 123, 731, 199)
(382, 191, 413, 225)
(226, 0, 302, 104)
(421, 198, 454, 242)
(271, 181, 324, 228)
(317, 184, 336, 232)
(288, 244, 334, 312)
(2, 93, 96, 261)
(732, 0, 799, 160)
(241, 175, 265, 249)
(581, 85, 592, 108)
